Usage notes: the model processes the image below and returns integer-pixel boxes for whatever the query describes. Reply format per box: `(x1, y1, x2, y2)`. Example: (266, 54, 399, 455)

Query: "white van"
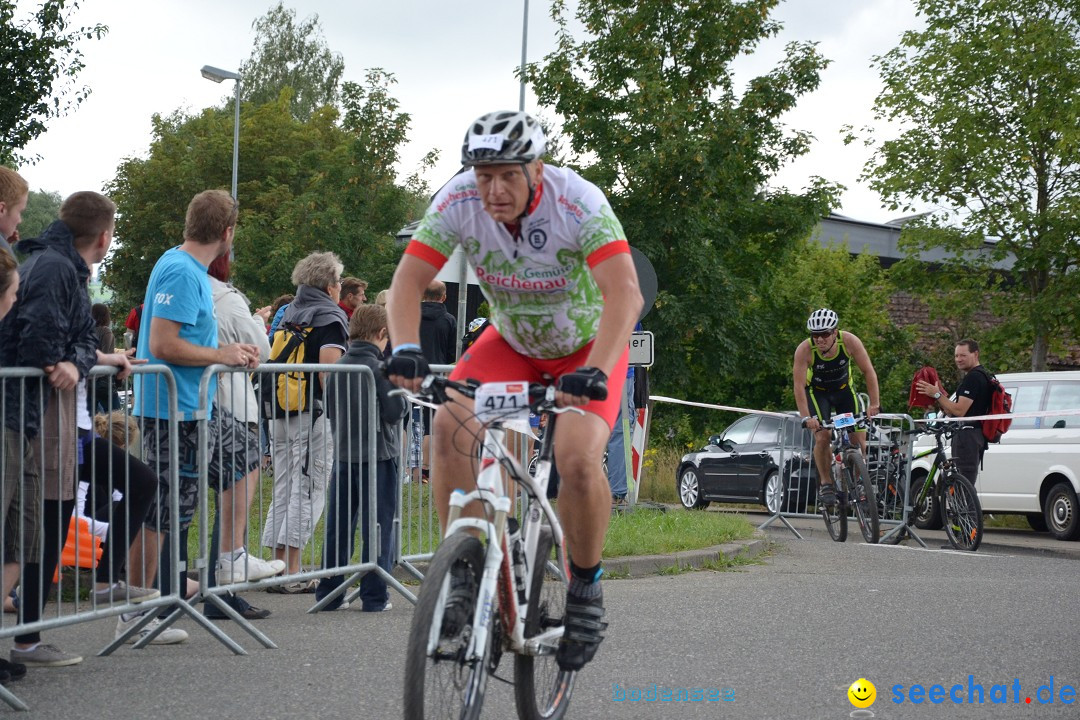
(910, 371, 1080, 540)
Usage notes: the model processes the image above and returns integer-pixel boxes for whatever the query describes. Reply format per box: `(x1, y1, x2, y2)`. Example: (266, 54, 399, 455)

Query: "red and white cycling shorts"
(449, 324, 629, 432)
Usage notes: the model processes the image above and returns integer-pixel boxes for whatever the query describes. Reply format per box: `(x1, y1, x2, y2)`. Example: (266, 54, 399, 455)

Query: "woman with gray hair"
(262, 251, 349, 590)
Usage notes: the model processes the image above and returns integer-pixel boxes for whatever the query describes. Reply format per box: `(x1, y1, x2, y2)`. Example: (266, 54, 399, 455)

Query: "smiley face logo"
(848, 678, 876, 708)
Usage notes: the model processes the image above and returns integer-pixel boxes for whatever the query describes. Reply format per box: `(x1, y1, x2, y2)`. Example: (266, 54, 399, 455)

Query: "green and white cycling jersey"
(406, 164, 630, 359)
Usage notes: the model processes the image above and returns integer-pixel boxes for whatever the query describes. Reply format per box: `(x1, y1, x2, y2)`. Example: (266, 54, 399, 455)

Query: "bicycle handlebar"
(400, 375, 577, 417)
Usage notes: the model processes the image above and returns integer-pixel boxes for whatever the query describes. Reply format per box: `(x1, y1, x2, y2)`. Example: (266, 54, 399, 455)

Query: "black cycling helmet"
(461, 111, 546, 166)
(807, 308, 839, 333)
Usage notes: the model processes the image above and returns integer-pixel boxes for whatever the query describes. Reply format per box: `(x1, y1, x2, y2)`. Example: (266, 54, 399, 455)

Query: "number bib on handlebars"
(475, 381, 530, 424)
(834, 412, 856, 429)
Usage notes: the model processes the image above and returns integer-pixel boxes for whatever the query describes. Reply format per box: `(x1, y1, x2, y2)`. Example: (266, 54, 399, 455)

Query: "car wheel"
(763, 471, 784, 514)
(677, 466, 709, 510)
(1043, 481, 1080, 541)
(1026, 513, 1048, 532)
(911, 470, 943, 530)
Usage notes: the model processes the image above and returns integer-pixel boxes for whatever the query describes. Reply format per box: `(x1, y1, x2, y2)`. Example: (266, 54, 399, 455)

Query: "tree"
(0, 1, 107, 165)
(238, 1, 344, 122)
(17, 189, 62, 239)
(525, 0, 840, 427)
(857, 0, 1080, 371)
(102, 72, 430, 313)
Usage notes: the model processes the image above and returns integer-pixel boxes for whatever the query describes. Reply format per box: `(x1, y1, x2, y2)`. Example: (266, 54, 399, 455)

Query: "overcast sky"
(15, 0, 922, 224)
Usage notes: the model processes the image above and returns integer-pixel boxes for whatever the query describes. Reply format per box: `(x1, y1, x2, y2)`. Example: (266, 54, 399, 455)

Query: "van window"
(1044, 381, 1080, 429)
(1003, 382, 1044, 429)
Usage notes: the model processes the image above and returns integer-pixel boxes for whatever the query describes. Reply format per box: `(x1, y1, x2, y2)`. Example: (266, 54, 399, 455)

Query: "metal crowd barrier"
(649, 395, 917, 541)
(188, 363, 417, 651)
(0, 365, 186, 711)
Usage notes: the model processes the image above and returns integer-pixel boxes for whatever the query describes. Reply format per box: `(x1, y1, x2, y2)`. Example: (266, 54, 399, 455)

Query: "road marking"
(865, 544, 1009, 558)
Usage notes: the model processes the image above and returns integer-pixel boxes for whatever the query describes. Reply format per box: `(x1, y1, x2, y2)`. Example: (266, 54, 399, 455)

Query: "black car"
(676, 412, 818, 514)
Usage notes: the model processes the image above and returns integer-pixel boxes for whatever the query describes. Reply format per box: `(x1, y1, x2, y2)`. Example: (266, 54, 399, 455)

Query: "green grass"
(182, 462, 758, 569)
(603, 508, 756, 557)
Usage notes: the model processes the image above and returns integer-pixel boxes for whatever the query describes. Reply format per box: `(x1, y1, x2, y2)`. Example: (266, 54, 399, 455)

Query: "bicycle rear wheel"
(404, 532, 491, 720)
(941, 472, 983, 551)
(847, 453, 879, 544)
(514, 525, 575, 720)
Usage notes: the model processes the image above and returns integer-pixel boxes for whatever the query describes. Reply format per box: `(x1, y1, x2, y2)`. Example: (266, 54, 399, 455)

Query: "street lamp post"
(200, 65, 241, 200)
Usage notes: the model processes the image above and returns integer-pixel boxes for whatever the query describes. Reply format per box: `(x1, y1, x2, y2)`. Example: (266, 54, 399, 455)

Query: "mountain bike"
(401, 375, 577, 720)
(814, 413, 879, 544)
(881, 422, 983, 551)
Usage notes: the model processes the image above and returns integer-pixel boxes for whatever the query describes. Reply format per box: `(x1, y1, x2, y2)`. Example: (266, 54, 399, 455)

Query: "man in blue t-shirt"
(128, 190, 283, 638)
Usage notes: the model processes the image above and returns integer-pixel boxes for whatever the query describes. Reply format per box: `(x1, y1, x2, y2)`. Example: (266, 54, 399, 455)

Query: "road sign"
(630, 247, 658, 323)
(629, 330, 654, 367)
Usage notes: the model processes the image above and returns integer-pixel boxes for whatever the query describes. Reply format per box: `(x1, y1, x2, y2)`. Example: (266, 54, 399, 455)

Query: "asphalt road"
(5, 519, 1079, 719)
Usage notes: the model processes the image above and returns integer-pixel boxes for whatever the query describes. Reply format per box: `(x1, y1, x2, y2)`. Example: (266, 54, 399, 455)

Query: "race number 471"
(475, 381, 529, 423)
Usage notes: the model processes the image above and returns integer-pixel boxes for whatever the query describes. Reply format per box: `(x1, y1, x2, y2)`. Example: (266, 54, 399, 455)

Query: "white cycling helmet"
(807, 308, 839, 333)
(461, 111, 546, 166)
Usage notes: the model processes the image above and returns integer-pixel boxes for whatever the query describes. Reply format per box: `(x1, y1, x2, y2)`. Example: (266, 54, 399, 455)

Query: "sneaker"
(93, 581, 161, 605)
(10, 643, 82, 667)
(818, 483, 837, 508)
(116, 613, 189, 645)
(216, 550, 286, 585)
(361, 601, 391, 613)
(204, 599, 272, 621)
(556, 588, 608, 672)
(0, 658, 26, 681)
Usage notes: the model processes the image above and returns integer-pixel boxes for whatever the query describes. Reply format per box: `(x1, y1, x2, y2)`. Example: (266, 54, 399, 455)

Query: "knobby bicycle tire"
(941, 471, 983, 552)
(846, 452, 880, 544)
(404, 532, 491, 720)
(514, 525, 575, 720)
(821, 469, 847, 542)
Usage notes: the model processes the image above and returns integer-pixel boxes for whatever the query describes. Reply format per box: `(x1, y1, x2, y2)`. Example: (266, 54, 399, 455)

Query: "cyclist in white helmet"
(792, 308, 880, 507)
(386, 110, 643, 671)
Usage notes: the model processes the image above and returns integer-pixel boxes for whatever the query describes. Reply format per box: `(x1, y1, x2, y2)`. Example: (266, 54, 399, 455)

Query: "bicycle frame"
(428, 417, 569, 665)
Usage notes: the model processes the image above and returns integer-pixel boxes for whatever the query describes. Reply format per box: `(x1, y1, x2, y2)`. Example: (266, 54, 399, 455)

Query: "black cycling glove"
(386, 348, 430, 380)
(558, 367, 609, 401)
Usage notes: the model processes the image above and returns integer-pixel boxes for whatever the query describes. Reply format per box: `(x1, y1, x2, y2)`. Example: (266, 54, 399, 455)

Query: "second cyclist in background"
(386, 110, 642, 673)
(793, 308, 881, 506)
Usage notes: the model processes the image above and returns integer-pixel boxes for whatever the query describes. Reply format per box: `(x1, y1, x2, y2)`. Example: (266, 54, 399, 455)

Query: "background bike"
(882, 422, 983, 551)
(815, 412, 879, 544)
(402, 376, 576, 720)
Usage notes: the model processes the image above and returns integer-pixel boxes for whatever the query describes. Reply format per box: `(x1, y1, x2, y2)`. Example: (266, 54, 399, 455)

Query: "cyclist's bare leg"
(812, 428, 833, 490)
(552, 411, 611, 567)
(430, 395, 482, 533)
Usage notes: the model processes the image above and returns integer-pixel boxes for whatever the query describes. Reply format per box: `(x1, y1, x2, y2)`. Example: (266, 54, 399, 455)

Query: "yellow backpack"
(267, 323, 313, 414)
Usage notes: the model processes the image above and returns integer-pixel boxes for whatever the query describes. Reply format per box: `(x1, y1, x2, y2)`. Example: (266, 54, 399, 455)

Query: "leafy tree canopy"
(525, 0, 841, 426)
(0, 0, 107, 165)
(17, 188, 62, 240)
(238, 1, 344, 122)
(102, 70, 430, 312)
(856, 0, 1080, 370)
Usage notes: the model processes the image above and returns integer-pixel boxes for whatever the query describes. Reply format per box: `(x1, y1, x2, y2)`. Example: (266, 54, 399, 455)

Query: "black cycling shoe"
(556, 588, 608, 672)
(818, 483, 837, 508)
(440, 563, 475, 639)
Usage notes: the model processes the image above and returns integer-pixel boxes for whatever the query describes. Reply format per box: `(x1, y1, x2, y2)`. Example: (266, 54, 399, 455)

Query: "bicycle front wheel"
(404, 532, 491, 720)
(846, 453, 879, 544)
(514, 525, 575, 720)
(820, 475, 847, 542)
(941, 472, 983, 552)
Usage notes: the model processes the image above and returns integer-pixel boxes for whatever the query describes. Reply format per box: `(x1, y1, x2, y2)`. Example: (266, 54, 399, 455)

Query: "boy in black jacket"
(317, 304, 407, 611)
